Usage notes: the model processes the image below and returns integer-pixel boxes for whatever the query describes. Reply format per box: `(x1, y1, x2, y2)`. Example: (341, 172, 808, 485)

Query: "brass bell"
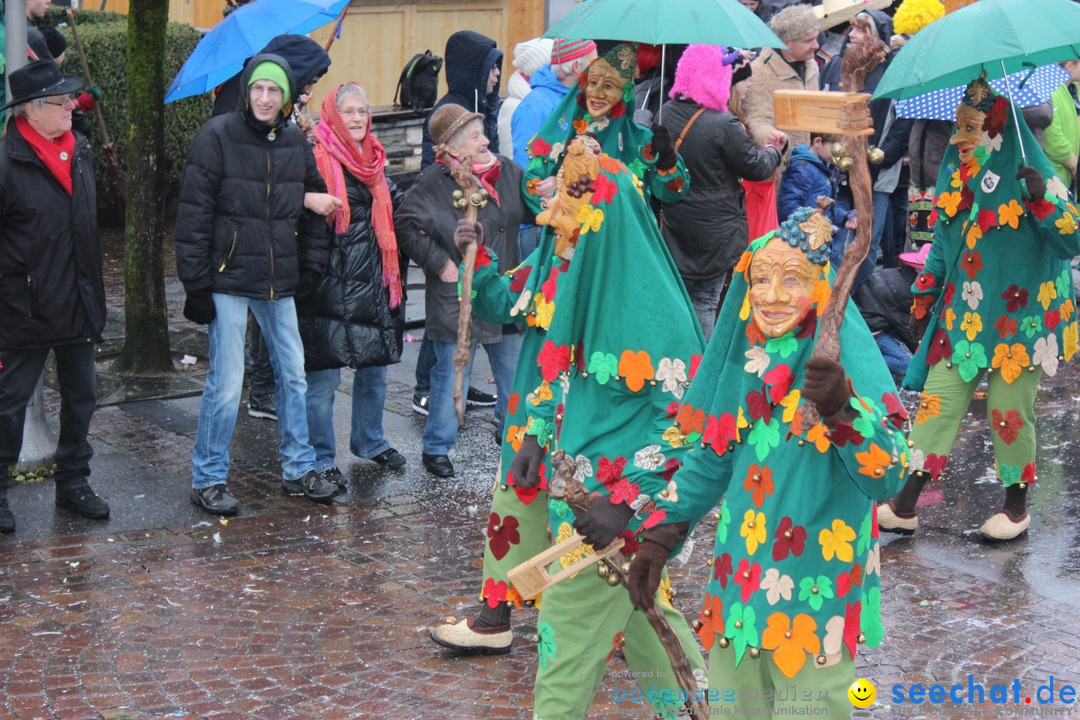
(597, 562, 610, 578)
(831, 142, 854, 172)
(867, 145, 885, 165)
(619, 559, 632, 576)
(452, 190, 464, 201)
(605, 572, 621, 587)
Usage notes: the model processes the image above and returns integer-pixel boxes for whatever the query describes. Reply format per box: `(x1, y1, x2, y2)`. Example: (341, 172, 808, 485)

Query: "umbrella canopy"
(895, 63, 1072, 120)
(165, 0, 349, 104)
(873, 0, 1080, 101)
(543, 0, 786, 49)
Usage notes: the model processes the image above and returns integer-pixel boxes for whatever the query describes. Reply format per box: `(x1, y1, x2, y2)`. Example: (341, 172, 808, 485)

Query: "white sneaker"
(429, 618, 512, 655)
(877, 501, 918, 534)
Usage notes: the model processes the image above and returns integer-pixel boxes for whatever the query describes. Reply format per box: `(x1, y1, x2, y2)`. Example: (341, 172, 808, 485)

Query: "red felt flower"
(958, 184, 974, 212)
(509, 264, 532, 292)
(871, 505, 879, 539)
(994, 315, 1019, 338)
(977, 208, 998, 232)
(843, 601, 862, 659)
(486, 513, 521, 560)
(733, 559, 761, 603)
(985, 96, 1009, 137)
(666, 176, 686, 193)
(659, 457, 681, 483)
(991, 408, 1024, 445)
(592, 172, 618, 204)
(703, 413, 737, 455)
(745, 388, 772, 423)
(537, 340, 571, 381)
(826, 421, 864, 448)
(609, 478, 641, 505)
(923, 452, 948, 480)
(944, 283, 956, 307)
(597, 455, 627, 487)
(1002, 284, 1029, 313)
(1021, 462, 1036, 485)
(927, 209, 939, 228)
(772, 516, 807, 561)
(609, 101, 626, 119)
(483, 578, 509, 608)
(882, 392, 908, 428)
(713, 552, 733, 588)
(1045, 308, 1061, 331)
(1025, 198, 1055, 220)
(689, 354, 703, 380)
(528, 137, 551, 159)
(617, 529, 640, 556)
(915, 273, 936, 291)
(961, 251, 983, 280)
(541, 266, 559, 301)
(474, 243, 492, 269)
(508, 462, 547, 505)
(763, 364, 794, 403)
(666, 401, 681, 418)
(641, 508, 667, 529)
(925, 328, 953, 365)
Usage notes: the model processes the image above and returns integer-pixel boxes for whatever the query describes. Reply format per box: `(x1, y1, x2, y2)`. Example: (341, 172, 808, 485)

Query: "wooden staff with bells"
(432, 109, 491, 423)
(772, 40, 887, 424)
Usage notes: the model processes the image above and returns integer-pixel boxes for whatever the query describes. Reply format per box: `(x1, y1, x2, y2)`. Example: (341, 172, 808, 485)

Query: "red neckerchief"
(15, 116, 75, 195)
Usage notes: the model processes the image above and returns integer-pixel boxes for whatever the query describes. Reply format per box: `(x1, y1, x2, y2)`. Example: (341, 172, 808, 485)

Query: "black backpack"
(394, 50, 443, 111)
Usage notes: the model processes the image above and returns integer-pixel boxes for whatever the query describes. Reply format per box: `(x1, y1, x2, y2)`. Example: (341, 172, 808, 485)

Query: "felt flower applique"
(528, 137, 551, 159)
(943, 307, 957, 332)
(915, 392, 941, 425)
(961, 250, 983, 280)
(504, 423, 525, 452)
(1046, 175, 1069, 202)
(962, 281, 983, 309)
(633, 444, 665, 471)
(571, 454, 594, 483)
(743, 464, 774, 508)
(486, 512, 521, 560)
(764, 332, 798, 358)
(702, 413, 739, 455)
(763, 364, 794, 403)
(923, 452, 949, 480)
(907, 448, 925, 473)
(805, 421, 830, 452)
(548, 141, 565, 161)
(760, 568, 794, 605)
(733, 558, 761, 603)
(1025, 198, 1055, 221)
(577, 204, 605, 233)
(855, 443, 892, 479)
(772, 516, 807, 561)
(949, 167, 962, 188)
(991, 408, 1024, 445)
(1058, 271, 1074, 303)
(991, 342, 1029, 383)
(961, 311, 982, 341)
(483, 578, 509, 608)
(536, 621, 557, 671)
(591, 172, 618, 204)
(1022, 462, 1037, 485)
(1045, 308, 1062, 332)
(1065, 322, 1079, 359)
(747, 417, 781, 462)
(713, 552, 733, 589)
(725, 602, 760, 664)
(819, 519, 855, 562)
(1020, 315, 1043, 339)
(676, 404, 706, 437)
(822, 615, 846, 656)
(556, 521, 591, 567)
(998, 199, 1024, 229)
(588, 351, 619, 384)
(716, 501, 732, 543)
(1057, 212, 1078, 235)
(779, 390, 802, 425)
(951, 340, 988, 382)
(618, 350, 655, 392)
(572, 116, 589, 134)
(538, 340, 571, 381)
(744, 346, 771, 376)
(655, 357, 688, 399)
(849, 395, 881, 440)
(533, 294, 555, 329)
(1037, 281, 1058, 310)
(1032, 334, 1059, 376)
(761, 612, 819, 679)
(596, 455, 627, 487)
(1002, 284, 1029, 313)
(697, 592, 725, 650)
(994, 314, 1018, 338)
(608, 478, 641, 505)
(836, 563, 863, 597)
(937, 191, 962, 217)
(797, 574, 834, 612)
(965, 222, 983, 248)
(740, 509, 767, 555)
(662, 425, 687, 448)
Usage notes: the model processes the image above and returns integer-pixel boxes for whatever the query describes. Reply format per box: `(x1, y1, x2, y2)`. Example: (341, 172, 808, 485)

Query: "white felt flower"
(760, 567, 793, 605)
(633, 444, 665, 471)
(962, 281, 983, 310)
(656, 357, 688, 399)
(1032, 334, 1059, 376)
(744, 346, 770, 377)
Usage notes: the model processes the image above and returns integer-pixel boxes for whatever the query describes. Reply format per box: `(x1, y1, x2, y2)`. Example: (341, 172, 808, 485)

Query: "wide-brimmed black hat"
(0, 60, 83, 112)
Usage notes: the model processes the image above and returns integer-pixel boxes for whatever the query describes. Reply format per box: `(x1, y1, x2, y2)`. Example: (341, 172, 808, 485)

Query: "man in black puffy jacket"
(174, 53, 338, 516)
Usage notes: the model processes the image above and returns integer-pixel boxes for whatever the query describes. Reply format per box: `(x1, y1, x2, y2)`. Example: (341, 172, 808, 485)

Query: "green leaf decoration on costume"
(998, 462, 1022, 486)
(850, 396, 880, 440)
(588, 351, 619, 384)
(1020, 315, 1044, 338)
(651, 698, 679, 720)
(726, 603, 759, 665)
(862, 586, 884, 646)
(1057, 269, 1072, 299)
(748, 417, 780, 462)
(537, 621, 557, 672)
(717, 500, 732, 543)
(550, 499, 571, 520)
(526, 417, 554, 446)
(629, 157, 647, 179)
(951, 340, 988, 383)
(797, 575, 835, 612)
(857, 510, 873, 555)
(764, 333, 798, 359)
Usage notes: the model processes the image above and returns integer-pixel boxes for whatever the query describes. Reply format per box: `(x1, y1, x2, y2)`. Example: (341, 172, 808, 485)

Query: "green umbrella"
(873, 0, 1080, 101)
(543, 0, 785, 49)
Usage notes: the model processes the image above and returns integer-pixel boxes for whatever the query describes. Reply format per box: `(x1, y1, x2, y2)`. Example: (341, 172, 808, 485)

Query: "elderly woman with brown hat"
(395, 104, 529, 478)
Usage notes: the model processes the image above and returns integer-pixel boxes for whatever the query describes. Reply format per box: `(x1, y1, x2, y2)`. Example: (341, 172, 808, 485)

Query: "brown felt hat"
(429, 103, 484, 146)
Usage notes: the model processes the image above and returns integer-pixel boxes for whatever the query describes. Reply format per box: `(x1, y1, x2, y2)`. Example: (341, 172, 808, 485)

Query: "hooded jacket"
(211, 35, 331, 118)
(421, 30, 503, 168)
(175, 53, 329, 300)
(510, 64, 569, 169)
(778, 145, 837, 223)
(497, 70, 532, 157)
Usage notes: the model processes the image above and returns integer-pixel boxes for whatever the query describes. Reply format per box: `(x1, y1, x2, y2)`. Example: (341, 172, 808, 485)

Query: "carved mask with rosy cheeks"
(584, 59, 624, 119)
(535, 137, 601, 257)
(748, 237, 821, 338)
(951, 103, 987, 166)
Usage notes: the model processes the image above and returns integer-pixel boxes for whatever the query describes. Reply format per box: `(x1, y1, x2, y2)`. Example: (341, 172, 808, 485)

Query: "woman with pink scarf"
(298, 83, 409, 483)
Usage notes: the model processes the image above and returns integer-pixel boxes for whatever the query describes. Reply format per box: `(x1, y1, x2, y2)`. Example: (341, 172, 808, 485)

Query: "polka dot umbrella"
(895, 63, 1072, 120)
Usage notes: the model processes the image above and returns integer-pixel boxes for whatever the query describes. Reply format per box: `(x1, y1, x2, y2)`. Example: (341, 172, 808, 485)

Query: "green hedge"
(45, 9, 212, 222)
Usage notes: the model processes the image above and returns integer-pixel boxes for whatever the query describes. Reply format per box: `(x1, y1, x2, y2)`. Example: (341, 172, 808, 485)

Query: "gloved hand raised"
(1016, 163, 1045, 200)
(454, 218, 484, 255)
(650, 123, 678, 172)
(801, 355, 853, 423)
(573, 495, 635, 550)
(509, 435, 546, 490)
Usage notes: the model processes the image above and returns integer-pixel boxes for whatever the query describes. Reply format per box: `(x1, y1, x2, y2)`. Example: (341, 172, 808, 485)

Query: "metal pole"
(5, 0, 29, 122)
(999, 59, 1027, 165)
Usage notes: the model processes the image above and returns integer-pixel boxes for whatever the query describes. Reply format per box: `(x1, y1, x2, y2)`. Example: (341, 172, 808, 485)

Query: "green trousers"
(533, 564, 707, 720)
(707, 643, 856, 718)
(908, 362, 1042, 486)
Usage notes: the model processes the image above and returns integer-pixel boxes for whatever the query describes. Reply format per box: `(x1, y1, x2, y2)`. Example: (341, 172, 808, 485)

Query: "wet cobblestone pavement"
(3, 242, 1080, 719)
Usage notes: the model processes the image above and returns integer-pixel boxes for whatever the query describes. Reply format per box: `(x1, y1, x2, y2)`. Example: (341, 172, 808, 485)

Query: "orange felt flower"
(676, 403, 706, 436)
(572, 117, 589, 134)
(505, 424, 525, 452)
(811, 280, 831, 314)
(598, 155, 623, 174)
(855, 443, 891, 478)
(619, 350, 655, 392)
(697, 592, 725, 651)
(507, 393, 520, 416)
(805, 421, 831, 453)
(998, 199, 1024, 229)
(526, 177, 541, 197)
(735, 250, 754, 275)
(912, 294, 934, 319)
(915, 392, 941, 425)
(742, 464, 774, 508)
(936, 191, 962, 217)
(761, 612, 820, 679)
(746, 320, 767, 346)
(991, 342, 1030, 384)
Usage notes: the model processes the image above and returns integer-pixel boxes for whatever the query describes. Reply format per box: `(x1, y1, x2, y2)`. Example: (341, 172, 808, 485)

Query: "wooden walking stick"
(67, 9, 127, 204)
(433, 146, 488, 423)
(773, 40, 886, 425)
(510, 451, 709, 720)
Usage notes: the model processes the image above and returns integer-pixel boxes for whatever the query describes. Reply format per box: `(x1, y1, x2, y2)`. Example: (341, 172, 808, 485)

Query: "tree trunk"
(114, 0, 172, 373)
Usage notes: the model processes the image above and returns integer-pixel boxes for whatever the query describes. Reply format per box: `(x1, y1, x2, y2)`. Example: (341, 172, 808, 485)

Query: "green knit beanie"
(247, 61, 291, 106)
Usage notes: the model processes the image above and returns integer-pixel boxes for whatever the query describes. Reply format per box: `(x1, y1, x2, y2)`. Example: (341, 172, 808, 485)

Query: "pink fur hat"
(669, 44, 733, 113)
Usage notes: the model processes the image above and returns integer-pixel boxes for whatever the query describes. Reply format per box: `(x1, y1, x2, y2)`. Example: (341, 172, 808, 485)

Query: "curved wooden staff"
(801, 40, 888, 427)
(434, 147, 483, 423)
(546, 450, 709, 720)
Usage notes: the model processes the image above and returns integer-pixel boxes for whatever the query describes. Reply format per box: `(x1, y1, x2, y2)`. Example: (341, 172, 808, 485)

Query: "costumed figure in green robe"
(877, 72, 1080, 542)
(430, 137, 707, 720)
(521, 43, 690, 216)
(622, 205, 909, 718)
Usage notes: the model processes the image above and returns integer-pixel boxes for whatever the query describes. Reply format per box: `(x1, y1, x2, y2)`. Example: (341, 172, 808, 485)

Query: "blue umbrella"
(165, 0, 349, 104)
(896, 63, 1072, 120)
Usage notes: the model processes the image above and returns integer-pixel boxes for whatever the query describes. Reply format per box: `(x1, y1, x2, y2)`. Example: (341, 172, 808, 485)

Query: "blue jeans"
(682, 276, 725, 342)
(424, 333, 521, 455)
(414, 335, 435, 395)
(518, 224, 543, 260)
(875, 331, 912, 379)
(306, 365, 391, 470)
(192, 294, 316, 488)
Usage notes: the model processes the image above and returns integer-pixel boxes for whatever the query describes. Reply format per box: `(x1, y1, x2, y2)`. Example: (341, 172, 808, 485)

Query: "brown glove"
(509, 435, 546, 490)
(573, 495, 635, 550)
(627, 522, 690, 611)
(650, 123, 678, 172)
(801, 355, 853, 423)
(1016, 163, 1046, 200)
(454, 218, 484, 255)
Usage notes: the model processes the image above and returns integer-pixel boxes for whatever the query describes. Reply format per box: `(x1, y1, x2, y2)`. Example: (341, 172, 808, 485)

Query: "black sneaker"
(422, 453, 455, 478)
(282, 469, 338, 503)
(191, 484, 240, 516)
(371, 448, 407, 468)
(248, 394, 277, 421)
(318, 466, 347, 488)
(466, 386, 497, 408)
(55, 479, 110, 520)
(0, 499, 14, 534)
(412, 393, 430, 416)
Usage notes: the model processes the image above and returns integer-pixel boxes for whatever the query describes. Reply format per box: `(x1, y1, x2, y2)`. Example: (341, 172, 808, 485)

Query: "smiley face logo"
(848, 678, 876, 708)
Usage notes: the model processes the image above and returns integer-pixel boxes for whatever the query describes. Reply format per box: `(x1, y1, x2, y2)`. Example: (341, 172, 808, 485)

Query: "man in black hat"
(0, 60, 109, 534)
